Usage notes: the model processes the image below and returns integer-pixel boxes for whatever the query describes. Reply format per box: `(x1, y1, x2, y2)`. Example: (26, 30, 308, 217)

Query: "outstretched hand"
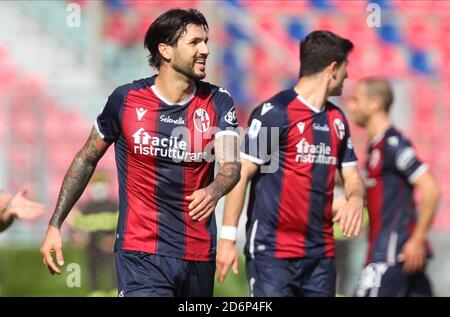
(8, 188, 45, 220)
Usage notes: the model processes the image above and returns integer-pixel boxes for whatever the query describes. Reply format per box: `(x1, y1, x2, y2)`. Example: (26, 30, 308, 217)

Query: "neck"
(154, 65, 196, 104)
(367, 112, 392, 140)
(293, 75, 329, 112)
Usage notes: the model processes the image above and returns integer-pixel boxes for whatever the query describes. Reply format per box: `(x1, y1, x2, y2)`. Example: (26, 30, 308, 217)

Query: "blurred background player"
(40, 8, 240, 297)
(0, 188, 44, 232)
(67, 171, 118, 293)
(216, 30, 365, 297)
(348, 77, 440, 297)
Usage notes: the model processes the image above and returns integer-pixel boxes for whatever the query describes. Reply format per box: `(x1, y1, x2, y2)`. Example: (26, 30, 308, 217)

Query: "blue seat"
(225, 23, 251, 42)
(377, 24, 402, 44)
(310, 0, 332, 11)
(410, 50, 434, 74)
(287, 19, 307, 41)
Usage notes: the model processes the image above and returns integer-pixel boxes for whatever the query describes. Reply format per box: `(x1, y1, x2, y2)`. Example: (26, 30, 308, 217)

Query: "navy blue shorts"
(356, 263, 433, 297)
(246, 256, 336, 297)
(115, 250, 215, 297)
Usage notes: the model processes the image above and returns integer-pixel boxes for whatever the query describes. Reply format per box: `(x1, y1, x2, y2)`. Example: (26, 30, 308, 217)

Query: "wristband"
(220, 226, 237, 241)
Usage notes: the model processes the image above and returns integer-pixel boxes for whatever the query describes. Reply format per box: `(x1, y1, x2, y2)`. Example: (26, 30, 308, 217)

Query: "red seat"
(405, 19, 436, 50)
(242, 0, 309, 14)
(342, 14, 378, 47)
(393, 0, 435, 13)
(377, 45, 408, 77)
(312, 15, 344, 34)
(333, 0, 368, 14)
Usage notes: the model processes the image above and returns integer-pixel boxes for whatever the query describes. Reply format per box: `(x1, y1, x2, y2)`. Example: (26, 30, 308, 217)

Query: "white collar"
(151, 85, 196, 106)
(296, 94, 324, 113)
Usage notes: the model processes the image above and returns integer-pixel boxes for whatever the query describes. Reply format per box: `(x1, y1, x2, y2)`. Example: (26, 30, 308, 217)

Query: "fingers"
(354, 215, 363, 236)
(196, 203, 215, 222)
(339, 209, 350, 235)
(334, 202, 363, 238)
(41, 249, 61, 275)
(232, 256, 239, 274)
(217, 258, 231, 284)
(345, 211, 362, 237)
(403, 257, 415, 274)
(400, 254, 423, 274)
(189, 197, 210, 218)
(332, 209, 342, 223)
(55, 247, 65, 266)
(187, 191, 204, 212)
(215, 251, 226, 284)
(215, 258, 223, 282)
(13, 201, 45, 220)
(186, 190, 216, 221)
(216, 241, 238, 284)
(407, 256, 424, 274)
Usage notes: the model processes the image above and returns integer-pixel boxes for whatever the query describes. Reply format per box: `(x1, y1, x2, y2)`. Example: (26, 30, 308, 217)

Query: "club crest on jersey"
(333, 118, 345, 140)
(297, 121, 305, 134)
(224, 106, 237, 125)
(136, 107, 147, 121)
(193, 108, 211, 132)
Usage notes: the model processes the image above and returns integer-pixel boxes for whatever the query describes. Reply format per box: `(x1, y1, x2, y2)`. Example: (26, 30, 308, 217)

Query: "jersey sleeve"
(212, 87, 239, 139)
(240, 102, 286, 165)
(338, 113, 358, 168)
(386, 136, 427, 184)
(95, 88, 126, 143)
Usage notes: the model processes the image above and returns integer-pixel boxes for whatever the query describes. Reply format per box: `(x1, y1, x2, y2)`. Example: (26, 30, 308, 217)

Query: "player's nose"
(198, 41, 209, 56)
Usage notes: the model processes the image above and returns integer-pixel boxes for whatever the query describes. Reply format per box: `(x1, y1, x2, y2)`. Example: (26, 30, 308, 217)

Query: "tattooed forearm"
(208, 162, 241, 198)
(49, 127, 110, 229)
(209, 135, 241, 198)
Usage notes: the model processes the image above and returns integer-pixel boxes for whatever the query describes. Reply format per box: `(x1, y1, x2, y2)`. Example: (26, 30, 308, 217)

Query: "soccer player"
(40, 8, 240, 297)
(0, 188, 44, 232)
(348, 77, 440, 297)
(216, 30, 365, 297)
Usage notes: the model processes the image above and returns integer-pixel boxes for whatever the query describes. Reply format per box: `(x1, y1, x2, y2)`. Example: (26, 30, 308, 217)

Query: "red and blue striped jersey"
(95, 75, 238, 261)
(241, 89, 357, 259)
(365, 127, 431, 265)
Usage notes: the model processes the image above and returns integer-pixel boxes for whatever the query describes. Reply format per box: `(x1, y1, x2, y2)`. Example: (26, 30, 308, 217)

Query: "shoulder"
(383, 128, 417, 168)
(384, 128, 413, 152)
(196, 81, 228, 98)
(326, 101, 349, 122)
(197, 82, 234, 112)
(109, 77, 154, 101)
(250, 89, 296, 119)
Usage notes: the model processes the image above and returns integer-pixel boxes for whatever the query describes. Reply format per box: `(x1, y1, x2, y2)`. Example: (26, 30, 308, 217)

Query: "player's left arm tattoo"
(209, 134, 241, 199)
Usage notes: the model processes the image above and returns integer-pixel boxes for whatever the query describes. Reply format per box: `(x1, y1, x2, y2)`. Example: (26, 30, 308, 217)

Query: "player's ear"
(158, 43, 172, 62)
(329, 61, 338, 80)
(368, 96, 381, 113)
(374, 96, 386, 113)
